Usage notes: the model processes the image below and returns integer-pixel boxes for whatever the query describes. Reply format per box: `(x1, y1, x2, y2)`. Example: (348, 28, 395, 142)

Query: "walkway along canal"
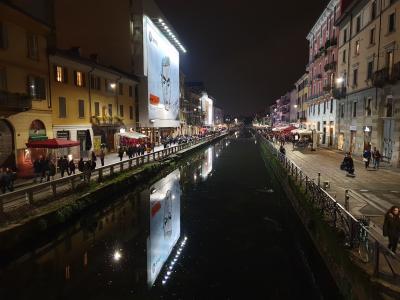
(0, 129, 342, 299)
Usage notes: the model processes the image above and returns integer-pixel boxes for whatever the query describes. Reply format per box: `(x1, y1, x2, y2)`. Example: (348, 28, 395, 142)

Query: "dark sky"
(155, 0, 329, 115)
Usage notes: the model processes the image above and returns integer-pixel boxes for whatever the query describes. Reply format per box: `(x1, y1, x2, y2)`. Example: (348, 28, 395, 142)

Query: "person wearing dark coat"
(91, 151, 97, 162)
(383, 206, 400, 253)
(33, 157, 42, 183)
(118, 147, 124, 161)
(69, 159, 76, 175)
(78, 158, 85, 173)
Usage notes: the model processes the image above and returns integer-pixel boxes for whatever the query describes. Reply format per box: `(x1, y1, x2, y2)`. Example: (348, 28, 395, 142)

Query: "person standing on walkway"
(91, 151, 97, 163)
(383, 206, 400, 253)
(59, 156, 68, 177)
(374, 150, 381, 169)
(371, 147, 377, 166)
(118, 147, 124, 161)
(33, 157, 42, 183)
(48, 159, 56, 181)
(78, 158, 84, 173)
(68, 159, 76, 175)
(99, 149, 105, 166)
(363, 148, 371, 169)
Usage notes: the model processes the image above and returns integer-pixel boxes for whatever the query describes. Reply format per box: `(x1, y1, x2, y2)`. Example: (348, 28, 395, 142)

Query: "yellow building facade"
(0, 3, 53, 175)
(49, 50, 139, 158)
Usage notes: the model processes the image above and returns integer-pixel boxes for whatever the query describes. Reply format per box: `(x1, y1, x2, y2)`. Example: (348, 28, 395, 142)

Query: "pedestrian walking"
(78, 158, 85, 173)
(363, 148, 371, 168)
(33, 157, 42, 183)
(371, 147, 377, 166)
(91, 151, 97, 162)
(374, 150, 381, 169)
(40, 156, 48, 182)
(68, 159, 76, 175)
(99, 149, 105, 166)
(383, 206, 400, 253)
(118, 147, 124, 161)
(48, 160, 56, 181)
(59, 156, 68, 177)
(279, 145, 286, 155)
(83, 160, 92, 183)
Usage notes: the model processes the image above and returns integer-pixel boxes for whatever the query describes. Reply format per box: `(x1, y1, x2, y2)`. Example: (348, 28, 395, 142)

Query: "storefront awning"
(119, 131, 148, 139)
(26, 138, 80, 149)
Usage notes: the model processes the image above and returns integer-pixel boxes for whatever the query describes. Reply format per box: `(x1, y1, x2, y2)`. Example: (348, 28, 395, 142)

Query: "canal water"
(0, 129, 342, 299)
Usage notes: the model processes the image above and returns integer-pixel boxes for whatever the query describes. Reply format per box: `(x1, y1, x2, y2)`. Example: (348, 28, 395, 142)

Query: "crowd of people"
(362, 147, 382, 170)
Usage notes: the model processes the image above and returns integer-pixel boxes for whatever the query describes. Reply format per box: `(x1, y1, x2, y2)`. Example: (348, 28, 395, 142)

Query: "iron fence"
(259, 134, 400, 281)
(0, 133, 226, 217)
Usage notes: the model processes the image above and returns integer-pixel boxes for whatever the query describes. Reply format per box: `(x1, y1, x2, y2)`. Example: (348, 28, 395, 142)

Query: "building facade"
(54, 0, 187, 144)
(336, 0, 400, 166)
(306, 0, 341, 147)
(295, 73, 310, 124)
(0, 2, 53, 175)
(49, 49, 139, 157)
(289, 88, 298, 123)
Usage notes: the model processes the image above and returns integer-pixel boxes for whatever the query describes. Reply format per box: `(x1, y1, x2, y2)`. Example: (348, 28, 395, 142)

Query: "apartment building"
(294, 73, 310, 125)
(336, 0, 400, 166)
(306, 0, 341, 147)
(49, 49, 139, 156)
(0, 2, 52, 174)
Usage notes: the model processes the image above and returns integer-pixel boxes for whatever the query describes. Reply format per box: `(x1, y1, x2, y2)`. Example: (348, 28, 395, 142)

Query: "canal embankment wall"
(257, 134, 400, 300)
(0, 133, 228, 261)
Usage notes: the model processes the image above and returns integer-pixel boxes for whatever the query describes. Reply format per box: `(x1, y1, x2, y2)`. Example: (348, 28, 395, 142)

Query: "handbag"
(363, 158, 368, 162)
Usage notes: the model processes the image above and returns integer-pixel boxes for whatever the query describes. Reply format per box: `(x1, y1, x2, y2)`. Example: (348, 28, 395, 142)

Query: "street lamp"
(336, 77, 344, 85)
(110, 83, 116, 89)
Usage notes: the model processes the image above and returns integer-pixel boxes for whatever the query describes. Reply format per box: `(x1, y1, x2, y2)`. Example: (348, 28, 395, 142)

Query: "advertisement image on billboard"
(144, 16, 180, 124)
(147, 169, 181, 287)
(201, 93, 214, 127)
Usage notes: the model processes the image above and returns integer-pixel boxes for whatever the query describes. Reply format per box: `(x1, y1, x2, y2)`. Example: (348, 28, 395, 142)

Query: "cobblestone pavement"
(275, 143, 400, 241)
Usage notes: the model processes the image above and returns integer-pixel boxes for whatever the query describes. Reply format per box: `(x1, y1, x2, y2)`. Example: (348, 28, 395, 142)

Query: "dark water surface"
(0, 130, 342, 299)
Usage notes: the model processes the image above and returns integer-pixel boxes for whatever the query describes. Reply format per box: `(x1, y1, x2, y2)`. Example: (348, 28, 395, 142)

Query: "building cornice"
(307, 0, 340, 41)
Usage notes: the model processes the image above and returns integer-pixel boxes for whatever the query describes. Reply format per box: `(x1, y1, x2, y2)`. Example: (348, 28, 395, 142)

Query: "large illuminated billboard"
(201, 93, 214, 126)
(143, 16, 180, 125)
(147, 169, 181, 287)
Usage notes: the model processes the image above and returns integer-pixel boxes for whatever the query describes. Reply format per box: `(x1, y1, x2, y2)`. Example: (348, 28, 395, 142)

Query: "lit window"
(56, 66, 63, 82)
(355, 41, 360, 55)
(76, 71, 83, 87)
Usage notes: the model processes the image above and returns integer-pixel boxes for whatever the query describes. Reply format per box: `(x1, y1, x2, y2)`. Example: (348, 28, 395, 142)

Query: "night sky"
(155, 0, 329, 115)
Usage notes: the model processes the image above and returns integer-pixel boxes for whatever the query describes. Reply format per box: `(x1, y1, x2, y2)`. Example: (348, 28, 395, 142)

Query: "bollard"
(120, 162, 124, 172)
(373, 241, 380, 276)
(129, 160, 133, 169)
(110, 165, 114, 176)
(318, 172, 321, 187)
(345, 190, 350, 211)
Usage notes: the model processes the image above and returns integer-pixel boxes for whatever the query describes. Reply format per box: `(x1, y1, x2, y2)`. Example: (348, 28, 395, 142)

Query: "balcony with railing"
(332, 87, 347, 99)
(325, 38, 338, 50)
(373, 63, 400, 87)
(324, 61, 337, 73)
(0, 91, 32, 117)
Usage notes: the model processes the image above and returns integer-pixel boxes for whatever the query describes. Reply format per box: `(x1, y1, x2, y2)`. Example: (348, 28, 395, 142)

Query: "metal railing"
(259, 134, 400, 281)
(0, 133, 226, 217)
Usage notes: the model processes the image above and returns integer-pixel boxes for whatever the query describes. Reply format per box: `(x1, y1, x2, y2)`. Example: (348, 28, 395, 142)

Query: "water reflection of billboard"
(147, 169, 181, 286)
(143, 16, 180, 123)
(201, 93, 214, 126)
(201, 147, 213, 179)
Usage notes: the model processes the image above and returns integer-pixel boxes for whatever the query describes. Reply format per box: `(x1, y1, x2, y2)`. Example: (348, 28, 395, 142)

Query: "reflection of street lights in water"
(113, 250, 122, 262)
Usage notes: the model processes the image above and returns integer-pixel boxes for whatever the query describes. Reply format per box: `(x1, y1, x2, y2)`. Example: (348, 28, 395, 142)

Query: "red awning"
(26, 138, 80, 149)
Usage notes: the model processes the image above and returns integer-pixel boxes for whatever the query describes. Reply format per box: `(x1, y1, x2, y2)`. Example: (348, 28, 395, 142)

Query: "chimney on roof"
(69, 47, 82, 57)
(90, 53, 99, 63)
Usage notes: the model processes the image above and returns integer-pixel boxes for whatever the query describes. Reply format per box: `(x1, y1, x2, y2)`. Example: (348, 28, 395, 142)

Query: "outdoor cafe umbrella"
(26, 138, 80, 148)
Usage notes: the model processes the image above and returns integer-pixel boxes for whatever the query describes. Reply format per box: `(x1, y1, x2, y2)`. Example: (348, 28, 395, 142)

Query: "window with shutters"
(78, 99, 85, 118)
(94, 102, 100, 116)
(129, 85, 133, 97)
(90, 75, 101, 90)
(54, 65, 68, 83)
(0, 22, 8, 49)
(0, 68, 7, 90)
(129, 105, 133, 119)
(108, 104, 112, 116)
(27, 33, 38, 60)
(59, 97, 67, 118)
(119, 104, 124, 117)
(119, 83, 123, 95)
(388, 13, 396, 33)
(330, 99, 333, 113)
(28, 75, 46, 100)
(74, 71, 85, 87)
(367, 61, 374, 80)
